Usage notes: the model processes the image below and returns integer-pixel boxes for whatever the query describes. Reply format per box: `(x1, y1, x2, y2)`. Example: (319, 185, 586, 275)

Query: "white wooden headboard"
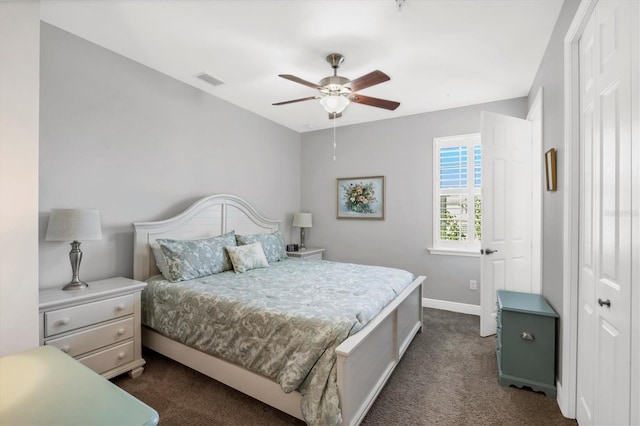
(133, 194, 280, 281)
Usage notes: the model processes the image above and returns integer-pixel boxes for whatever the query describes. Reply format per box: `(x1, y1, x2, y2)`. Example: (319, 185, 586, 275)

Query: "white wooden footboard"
(336, 275, 424, 426)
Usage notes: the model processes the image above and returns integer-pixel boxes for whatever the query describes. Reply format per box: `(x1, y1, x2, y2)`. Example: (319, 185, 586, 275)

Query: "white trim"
(631, 4, 640, 424)
(527, 87, 543, 295)
(561, 0, 596, 419)
(422, 297, 481, 316)
(427, 247, 480, 257)
(556, 379, 566, 414)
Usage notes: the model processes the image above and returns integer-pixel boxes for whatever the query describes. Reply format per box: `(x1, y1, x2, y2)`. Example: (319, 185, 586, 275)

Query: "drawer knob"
(520, 331, 535, 341)
(117, 352, 126, 359)
(116, 304, 126, 311)
(117, 328, 125, 335)
(60, 317, 70, 325)
(61, 345, 71, 353)
(598, 298, 611, 308)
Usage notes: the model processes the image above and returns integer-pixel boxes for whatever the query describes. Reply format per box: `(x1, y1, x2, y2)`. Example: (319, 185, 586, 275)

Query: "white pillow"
(151, 243, 170, 279)
(225, 243, 269, 273)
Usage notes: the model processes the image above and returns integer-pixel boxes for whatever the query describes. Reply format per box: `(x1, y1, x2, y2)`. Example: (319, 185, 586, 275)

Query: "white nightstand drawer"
(302, 253, 322, 260)
(45, 317, 134, 358)
(44, 294, 134, 337)
(78, 341, 134, 374)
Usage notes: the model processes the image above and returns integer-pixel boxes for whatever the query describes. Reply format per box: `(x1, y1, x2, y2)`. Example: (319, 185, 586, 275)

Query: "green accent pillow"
(225, 242, 269, 273)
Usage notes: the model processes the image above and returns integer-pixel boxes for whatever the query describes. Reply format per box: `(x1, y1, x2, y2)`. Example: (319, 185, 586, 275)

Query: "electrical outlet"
(470, 280, 478, 290)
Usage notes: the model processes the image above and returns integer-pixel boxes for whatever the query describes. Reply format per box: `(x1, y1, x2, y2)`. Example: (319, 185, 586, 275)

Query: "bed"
(133, 194, 425, 426)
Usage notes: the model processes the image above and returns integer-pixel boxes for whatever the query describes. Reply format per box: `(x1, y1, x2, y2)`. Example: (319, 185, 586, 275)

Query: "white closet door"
(577, 1, 634, 425)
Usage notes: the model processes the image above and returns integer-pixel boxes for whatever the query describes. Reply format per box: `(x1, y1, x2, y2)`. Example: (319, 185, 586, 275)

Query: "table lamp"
(46, 209, 102, 290)
(292, 213, 312, 251)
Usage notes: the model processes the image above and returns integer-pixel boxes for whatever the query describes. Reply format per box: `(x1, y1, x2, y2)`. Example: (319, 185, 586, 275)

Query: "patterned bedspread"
(142, 258, 415, 425)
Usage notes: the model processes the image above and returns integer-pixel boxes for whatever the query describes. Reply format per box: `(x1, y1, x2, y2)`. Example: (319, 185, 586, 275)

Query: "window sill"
(428, 248, 481, 257)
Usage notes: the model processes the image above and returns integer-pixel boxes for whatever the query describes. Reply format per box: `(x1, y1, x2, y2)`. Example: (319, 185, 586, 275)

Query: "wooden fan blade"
(279, 74, 321, 89)
(347, 70, 390, 92)
(350, 94, 400, 110)
(272, 96, 319, 106)
(328, 112, 342, 120)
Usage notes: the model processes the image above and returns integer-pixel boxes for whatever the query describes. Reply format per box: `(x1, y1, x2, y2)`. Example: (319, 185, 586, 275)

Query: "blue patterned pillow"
(235, 231, 287, 263)
(225, 243, 269, 273)
(157, 231, 236, 282)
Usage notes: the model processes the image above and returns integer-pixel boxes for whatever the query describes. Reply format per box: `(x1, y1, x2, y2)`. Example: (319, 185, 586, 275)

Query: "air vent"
(195, 72, 224, 86)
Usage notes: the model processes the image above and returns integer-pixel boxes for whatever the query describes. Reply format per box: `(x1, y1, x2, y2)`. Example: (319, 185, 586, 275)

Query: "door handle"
(480, 248, 498, 255)
(598, 298, 611, 308)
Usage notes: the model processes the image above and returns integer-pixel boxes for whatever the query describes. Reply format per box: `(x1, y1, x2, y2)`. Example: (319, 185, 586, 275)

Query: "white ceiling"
(40, 0, 563, 133)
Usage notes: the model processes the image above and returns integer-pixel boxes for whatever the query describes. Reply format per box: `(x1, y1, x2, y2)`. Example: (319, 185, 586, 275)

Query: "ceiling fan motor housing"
(319, 75, 351, 93)
(322, 53, 350, 93)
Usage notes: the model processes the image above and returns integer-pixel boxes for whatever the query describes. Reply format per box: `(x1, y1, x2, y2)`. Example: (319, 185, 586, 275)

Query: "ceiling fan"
(273, 53, 400, 119)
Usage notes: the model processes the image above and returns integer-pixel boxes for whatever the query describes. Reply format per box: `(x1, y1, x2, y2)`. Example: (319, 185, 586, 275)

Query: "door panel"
(480, 112, 532, 337)
(577, 1, 633, 425)
(491, 158, 506, 242)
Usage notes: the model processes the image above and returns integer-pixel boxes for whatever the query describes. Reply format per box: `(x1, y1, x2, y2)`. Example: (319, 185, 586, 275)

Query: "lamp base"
(63, 280, 89, 291)
(300, 228, 306, 250)
(64, 240, 88, 291)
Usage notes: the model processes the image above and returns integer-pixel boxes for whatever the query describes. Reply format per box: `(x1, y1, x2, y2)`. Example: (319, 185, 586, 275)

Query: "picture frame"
(545, 148, 557, 191)
(336, 176, 385, 220)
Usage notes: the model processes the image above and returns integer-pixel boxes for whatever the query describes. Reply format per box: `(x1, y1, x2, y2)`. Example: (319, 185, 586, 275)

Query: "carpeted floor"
(113, 309, 577, 425)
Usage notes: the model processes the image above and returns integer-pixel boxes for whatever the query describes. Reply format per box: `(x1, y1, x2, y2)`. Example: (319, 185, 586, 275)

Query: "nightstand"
(286, 247, 325, 260)
(496, 290, 558, 397)
(39, 277, 147, 379)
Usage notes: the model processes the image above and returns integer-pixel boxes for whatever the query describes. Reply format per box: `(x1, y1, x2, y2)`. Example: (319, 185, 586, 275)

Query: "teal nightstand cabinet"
(496, 290, 558, 398)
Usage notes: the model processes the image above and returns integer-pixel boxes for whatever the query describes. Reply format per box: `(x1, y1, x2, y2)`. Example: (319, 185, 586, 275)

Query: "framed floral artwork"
(336, 176, 385, 220)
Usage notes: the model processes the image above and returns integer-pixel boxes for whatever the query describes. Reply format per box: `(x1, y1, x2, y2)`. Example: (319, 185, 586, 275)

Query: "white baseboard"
(422, 298, 481, 316)
(555, 379, 575, 419)
(556, 379, 566, 415)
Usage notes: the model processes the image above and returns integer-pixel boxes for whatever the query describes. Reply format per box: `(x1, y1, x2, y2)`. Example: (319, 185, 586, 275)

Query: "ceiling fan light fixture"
(320, 95, 349, 114)
(274, 53, 399, 119)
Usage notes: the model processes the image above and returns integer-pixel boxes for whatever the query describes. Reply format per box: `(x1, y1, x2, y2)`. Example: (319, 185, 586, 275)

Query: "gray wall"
(39, 23, 301, 289)
(527, 0, 581, 318)
(300, 98, 527, 306)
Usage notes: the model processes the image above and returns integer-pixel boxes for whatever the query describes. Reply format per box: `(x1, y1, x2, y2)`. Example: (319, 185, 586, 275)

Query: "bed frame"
(133, 194, 425, 425)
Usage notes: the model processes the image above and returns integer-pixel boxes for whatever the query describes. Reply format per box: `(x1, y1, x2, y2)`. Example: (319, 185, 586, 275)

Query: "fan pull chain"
(332, 114, 337, 161)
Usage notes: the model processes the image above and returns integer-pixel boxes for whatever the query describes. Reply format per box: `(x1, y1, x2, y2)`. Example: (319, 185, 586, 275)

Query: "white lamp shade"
(46, 209, 102, 241)
(319, 95, 349, 114)
(292, 213, 312, 228)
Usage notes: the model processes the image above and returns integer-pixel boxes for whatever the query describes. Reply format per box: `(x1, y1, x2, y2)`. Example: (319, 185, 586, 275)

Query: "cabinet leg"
(128, 366, 144, 379)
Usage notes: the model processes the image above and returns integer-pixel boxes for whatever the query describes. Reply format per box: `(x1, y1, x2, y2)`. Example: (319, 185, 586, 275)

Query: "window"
(431, 133, 481, 255)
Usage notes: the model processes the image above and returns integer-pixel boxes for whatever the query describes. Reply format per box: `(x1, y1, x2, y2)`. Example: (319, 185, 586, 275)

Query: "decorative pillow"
(157, 231, 236, 282)
(225, 243, 269, 273)
(235, 231, 287, 263)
